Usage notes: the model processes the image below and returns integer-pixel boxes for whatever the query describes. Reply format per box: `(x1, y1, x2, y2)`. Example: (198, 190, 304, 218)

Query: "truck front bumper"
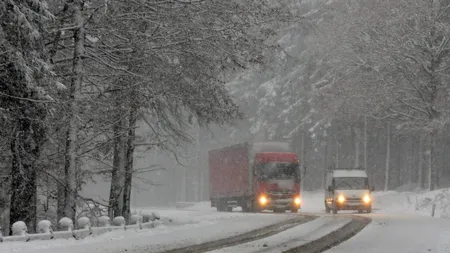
(259, 195, 301, 211)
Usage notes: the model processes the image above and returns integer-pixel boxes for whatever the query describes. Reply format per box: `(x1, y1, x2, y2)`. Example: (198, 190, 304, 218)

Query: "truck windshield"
(334, 177, 368, 190)
(257, 162, 298, 180)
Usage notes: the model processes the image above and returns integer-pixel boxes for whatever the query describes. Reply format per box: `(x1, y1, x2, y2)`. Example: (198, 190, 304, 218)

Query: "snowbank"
(372, 188, 450, 218)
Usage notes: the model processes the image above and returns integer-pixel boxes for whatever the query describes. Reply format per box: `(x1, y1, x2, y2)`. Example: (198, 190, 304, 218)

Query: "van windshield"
(334, 177, 368, 190)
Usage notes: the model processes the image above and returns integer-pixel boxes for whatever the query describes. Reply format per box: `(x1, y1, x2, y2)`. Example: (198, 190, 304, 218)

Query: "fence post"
(432, 203, 437, 217)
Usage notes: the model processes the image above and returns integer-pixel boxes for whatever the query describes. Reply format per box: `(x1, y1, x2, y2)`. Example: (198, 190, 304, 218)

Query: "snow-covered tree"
(0, 0, 54, 233)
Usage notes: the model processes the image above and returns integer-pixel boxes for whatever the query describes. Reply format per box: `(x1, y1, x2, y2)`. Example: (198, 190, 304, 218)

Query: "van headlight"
(337, 195, 345, 203)
(363, 195, 371, 204)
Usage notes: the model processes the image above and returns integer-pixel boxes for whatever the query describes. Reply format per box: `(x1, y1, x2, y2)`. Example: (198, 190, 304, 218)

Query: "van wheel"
(242, 200, 251, 213)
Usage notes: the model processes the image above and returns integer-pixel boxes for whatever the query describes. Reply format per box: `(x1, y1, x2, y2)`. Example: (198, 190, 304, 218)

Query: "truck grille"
(268, 191, 294, 199)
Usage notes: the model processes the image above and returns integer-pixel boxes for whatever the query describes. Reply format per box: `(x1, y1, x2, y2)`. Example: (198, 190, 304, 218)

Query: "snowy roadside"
(0, 203, 299, 253)
(371, 188, 450, 218)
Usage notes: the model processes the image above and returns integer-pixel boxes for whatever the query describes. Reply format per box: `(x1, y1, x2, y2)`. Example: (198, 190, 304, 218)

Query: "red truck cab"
(252, 152, 301, 213)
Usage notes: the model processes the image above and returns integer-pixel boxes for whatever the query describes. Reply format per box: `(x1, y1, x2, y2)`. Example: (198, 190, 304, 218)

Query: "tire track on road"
(160, 215, 316, 253)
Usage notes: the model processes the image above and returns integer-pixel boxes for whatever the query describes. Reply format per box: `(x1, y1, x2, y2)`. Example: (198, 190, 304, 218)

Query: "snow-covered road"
(206, 215, 353, 253)
(3, 190, 450, 253)
(325, 213, 450, 253)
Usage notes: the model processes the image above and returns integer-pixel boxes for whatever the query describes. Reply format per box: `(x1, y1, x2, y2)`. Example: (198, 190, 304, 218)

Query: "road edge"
(161, 215, 317, 253)
(283, 215, 372, 253)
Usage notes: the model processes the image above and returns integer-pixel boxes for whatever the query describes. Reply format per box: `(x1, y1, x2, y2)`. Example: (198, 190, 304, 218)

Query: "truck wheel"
(332, 205, 338, 214)
(216, 200, 226, 212)
(290, 208, 298, 213)
(227, 206, 233, 212)
(358, 209, 363, 214)
(251, 200, 262, 213)
(366, 206, 372, 213)
(325, 205, 331, 214)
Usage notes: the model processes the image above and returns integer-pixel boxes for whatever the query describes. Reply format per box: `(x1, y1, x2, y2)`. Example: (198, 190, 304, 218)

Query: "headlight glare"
(294, 196, 301, 205)
(337, 195, 345, 203)
(363, 195, 371, 203)
(259, 196, 267, 205)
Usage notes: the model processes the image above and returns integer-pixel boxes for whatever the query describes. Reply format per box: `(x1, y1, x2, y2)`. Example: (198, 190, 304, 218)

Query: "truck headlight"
(294, 196, 301, 205)
(337, 195, 345, 203)
(363, 195, 371, 204)
(259, 196, 267, 205)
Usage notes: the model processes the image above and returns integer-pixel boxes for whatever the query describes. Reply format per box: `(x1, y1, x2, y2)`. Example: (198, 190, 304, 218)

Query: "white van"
(324, 168, 374, 214)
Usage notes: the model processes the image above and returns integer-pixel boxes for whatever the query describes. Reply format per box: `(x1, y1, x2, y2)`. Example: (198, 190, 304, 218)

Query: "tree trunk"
(384, 121, 391, 191)
(10, 126, 38, 233)
(63, 0, 85, 222)
(322, 138, 328, 189)
(352, 127, 360, 167)
(364, 116, 368, 170)
(335, 138, 339, 168)
(108, 114, 127, 219)
(122, 105, 137, 223)
(418, 135, 424, 189)
(56, 140, 64, 227)
(300, 130, 305, 194)
(0, 175, 10, 236)
(407, 136, 413, 186)
(428, 130, 437, 191)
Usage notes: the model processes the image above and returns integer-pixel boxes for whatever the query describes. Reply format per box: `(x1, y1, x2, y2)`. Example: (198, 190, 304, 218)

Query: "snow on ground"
(372, 188, 450, 218)
(325, 213, 450, 253)
(0, 203, 297, 253)
(2, 189, 450, 253)
(206, 216, 352, 253)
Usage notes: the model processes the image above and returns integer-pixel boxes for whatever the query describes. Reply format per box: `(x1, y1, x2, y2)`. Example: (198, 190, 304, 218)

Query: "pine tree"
(0, 0, 54, 233)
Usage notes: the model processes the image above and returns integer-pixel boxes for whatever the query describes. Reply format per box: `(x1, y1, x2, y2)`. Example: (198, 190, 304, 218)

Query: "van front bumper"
(335, 200, 371, 210)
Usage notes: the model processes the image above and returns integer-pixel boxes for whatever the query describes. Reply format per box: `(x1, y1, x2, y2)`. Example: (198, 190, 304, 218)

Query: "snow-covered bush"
(129, 214, 142, 225)
(112, 216, 125, 226)
(11, 221, 27, 236)
(77, 217, 91, 229)
(434, 189, 450, 218)
(97, 216, 110, 227)
(141, 213, 153, 223)
(37, 220, 53, 234)
(59, 217, 74, 231)
(142, 212, 160, 223)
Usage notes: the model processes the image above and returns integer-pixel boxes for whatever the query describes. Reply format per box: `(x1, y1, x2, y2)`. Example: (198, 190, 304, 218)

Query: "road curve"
(324, 213, 450, 253)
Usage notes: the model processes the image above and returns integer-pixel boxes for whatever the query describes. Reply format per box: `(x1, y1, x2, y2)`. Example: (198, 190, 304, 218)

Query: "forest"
(2, 0, 450, 235)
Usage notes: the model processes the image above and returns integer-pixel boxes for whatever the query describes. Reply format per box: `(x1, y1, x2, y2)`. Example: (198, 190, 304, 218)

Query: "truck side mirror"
(327, 186, 333, 192)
